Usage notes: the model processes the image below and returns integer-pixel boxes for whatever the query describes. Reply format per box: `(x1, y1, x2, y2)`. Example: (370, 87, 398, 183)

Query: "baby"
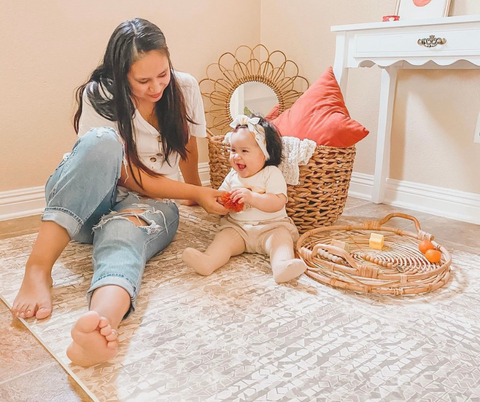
(182, 114, 306, 283)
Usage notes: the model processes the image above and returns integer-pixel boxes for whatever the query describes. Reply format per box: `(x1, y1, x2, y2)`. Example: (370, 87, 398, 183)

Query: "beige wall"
(261, 0, 480, 194)
(0, 0, 260, 192)
(2, 1, 480, 196)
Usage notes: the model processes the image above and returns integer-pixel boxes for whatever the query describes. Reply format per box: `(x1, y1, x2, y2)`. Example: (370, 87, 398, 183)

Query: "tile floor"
(0, 215, 93, 402)
(0, 197, 478, 401)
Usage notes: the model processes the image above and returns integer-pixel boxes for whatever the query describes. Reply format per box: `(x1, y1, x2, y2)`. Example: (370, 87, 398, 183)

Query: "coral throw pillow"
(264, 103, 281, 121)
(270, 66, 369, 147)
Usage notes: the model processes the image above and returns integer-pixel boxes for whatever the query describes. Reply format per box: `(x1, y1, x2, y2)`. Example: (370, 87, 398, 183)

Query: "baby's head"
(225, 114, 283, 178)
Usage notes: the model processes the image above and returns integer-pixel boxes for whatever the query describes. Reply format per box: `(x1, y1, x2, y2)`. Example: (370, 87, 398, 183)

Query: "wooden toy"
(369, 233, 384, 250)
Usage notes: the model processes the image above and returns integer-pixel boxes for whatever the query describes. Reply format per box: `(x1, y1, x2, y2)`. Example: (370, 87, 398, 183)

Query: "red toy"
(221, 192, 244, 212)
(382, 15, 400, 22)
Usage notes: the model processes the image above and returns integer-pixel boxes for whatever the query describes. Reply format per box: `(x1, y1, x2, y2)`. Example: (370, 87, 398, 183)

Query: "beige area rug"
(1, 206, 480, 402)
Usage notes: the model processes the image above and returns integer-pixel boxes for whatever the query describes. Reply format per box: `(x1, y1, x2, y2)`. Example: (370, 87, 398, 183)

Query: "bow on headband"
(223, 115, 270, 160)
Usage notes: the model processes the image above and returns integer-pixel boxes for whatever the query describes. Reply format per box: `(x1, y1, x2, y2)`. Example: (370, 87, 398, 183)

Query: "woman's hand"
(194, 187, 229, 215)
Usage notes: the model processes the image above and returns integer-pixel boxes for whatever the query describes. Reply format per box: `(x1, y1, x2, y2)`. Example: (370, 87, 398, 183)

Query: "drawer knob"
(417, 35, 447, 48)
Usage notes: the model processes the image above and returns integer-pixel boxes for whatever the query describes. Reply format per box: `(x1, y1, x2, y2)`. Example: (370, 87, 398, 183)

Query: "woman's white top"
(77, 71, 206, 182)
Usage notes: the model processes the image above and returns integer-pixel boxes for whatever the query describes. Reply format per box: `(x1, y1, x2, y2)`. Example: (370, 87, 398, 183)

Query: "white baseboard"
(346, 172, 374, 201)
(349, 172, 480, 225)
(198, 162, 211, 186)
(3, 167, 479, 225)
(0, 162, 213, 222)
(0, 186, 45, 221)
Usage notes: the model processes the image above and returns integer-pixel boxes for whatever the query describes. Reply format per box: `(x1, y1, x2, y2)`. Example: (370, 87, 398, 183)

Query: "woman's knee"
(79, 127, 124, 162)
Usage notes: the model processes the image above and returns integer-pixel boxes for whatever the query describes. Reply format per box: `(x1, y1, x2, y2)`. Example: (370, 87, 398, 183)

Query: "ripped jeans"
(43, 127, 179, 317)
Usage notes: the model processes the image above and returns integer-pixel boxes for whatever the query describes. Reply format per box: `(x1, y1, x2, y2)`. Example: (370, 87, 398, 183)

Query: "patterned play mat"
(1, 206, 479, 401)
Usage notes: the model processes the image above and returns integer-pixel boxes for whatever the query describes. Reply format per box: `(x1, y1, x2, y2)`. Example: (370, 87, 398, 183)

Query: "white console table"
(332, 15, 480, 203)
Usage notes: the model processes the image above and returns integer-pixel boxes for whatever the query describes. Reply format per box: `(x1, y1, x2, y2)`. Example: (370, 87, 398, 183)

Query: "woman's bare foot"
(66, 311, 119, 367)
(12, 266, 53, 319)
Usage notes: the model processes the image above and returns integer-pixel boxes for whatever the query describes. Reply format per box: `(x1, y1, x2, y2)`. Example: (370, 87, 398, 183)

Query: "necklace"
(147, 111, 158, 129)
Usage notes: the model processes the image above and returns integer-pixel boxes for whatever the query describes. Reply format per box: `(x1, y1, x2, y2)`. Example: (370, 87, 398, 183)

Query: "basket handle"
(364, 213, 434, 241)
(379, 213, 421, 230)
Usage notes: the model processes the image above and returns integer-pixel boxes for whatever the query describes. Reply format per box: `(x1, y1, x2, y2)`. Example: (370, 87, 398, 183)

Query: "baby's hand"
(229, 188, 253, 208)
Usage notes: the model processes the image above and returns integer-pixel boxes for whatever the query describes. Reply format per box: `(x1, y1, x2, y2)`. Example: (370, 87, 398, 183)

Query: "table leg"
(372, 66, 399, 203)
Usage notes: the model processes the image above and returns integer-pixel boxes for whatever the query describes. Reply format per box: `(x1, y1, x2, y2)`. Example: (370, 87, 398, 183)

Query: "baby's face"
(228, 128, 266, 178)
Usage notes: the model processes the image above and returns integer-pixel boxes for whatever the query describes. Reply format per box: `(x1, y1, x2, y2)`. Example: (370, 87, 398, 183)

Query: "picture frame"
(394, 0, 451, 20)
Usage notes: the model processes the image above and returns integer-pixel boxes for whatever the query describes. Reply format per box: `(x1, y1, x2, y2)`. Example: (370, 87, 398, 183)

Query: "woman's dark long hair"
(73, 18, 193, 187)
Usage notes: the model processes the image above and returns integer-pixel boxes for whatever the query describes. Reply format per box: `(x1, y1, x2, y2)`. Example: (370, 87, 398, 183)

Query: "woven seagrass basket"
(296, 213, 452, 295)
(208, 131, 356, 234)
(200, 44, 356, 233)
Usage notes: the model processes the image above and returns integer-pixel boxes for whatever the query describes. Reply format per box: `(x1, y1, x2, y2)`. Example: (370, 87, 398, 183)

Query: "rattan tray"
(297, 213, 452, 295)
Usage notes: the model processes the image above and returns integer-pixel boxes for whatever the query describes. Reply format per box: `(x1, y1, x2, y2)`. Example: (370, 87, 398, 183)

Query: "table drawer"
(353, 27, 480, 59)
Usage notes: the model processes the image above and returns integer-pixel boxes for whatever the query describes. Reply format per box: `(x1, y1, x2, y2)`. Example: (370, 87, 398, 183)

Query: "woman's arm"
(179, 136, 202, 186)
(120, 163, 228, 215)
(179, 136, 202, 206)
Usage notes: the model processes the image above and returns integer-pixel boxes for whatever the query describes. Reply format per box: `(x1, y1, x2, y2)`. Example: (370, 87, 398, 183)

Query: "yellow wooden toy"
(369, 233, 384, 250)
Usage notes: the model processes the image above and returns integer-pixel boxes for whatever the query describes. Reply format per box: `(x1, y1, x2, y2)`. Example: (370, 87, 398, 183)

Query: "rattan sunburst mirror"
(201, 45, 356, 234)
(199, 44, 309, 135)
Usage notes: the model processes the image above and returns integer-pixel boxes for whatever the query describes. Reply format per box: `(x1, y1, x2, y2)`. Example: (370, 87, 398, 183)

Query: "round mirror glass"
(229, 81, 278, 118)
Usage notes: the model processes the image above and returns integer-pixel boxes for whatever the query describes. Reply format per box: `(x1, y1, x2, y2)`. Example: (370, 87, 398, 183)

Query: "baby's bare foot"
(67, 311, 119, 367)
(12, 266, 53, 319)
(272, 259, 307, 283)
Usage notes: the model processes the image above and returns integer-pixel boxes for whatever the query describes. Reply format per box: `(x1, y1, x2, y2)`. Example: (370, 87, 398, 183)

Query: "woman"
(11, 18, 227, 366)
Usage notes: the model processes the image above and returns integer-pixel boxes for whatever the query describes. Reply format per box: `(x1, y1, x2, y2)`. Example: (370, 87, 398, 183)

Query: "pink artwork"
(413, 0, 433, 6)
(395, 0, 450, 19)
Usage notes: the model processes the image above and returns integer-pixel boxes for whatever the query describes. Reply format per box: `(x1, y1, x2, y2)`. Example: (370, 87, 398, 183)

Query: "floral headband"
(223, 115, 270, 160)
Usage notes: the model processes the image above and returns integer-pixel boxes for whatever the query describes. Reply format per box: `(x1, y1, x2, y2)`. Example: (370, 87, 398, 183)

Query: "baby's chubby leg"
(264, 228, 306, 283)
(182, 228, 245, 276)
